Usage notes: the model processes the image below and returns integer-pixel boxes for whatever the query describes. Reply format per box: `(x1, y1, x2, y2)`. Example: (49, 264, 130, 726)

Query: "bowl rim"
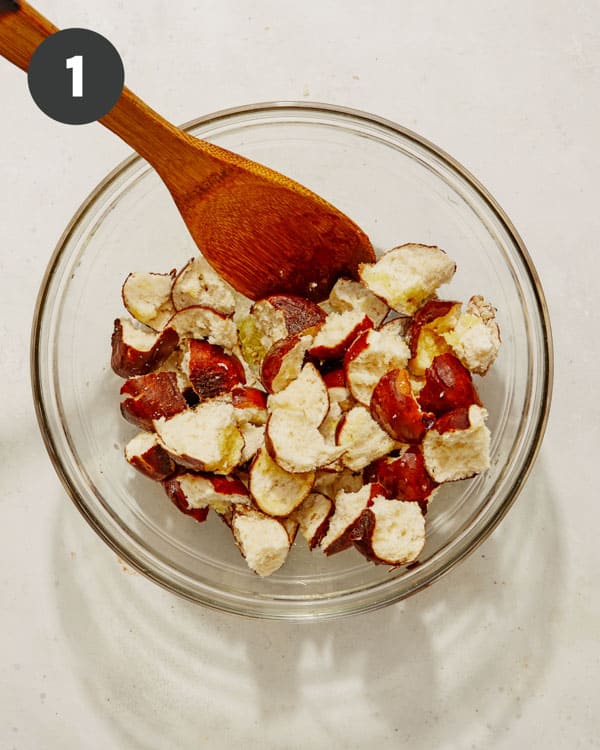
(30, 100, 554, 620)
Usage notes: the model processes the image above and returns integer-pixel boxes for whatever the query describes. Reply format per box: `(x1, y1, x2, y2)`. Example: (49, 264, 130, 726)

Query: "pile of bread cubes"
(111, 243, 501, 576)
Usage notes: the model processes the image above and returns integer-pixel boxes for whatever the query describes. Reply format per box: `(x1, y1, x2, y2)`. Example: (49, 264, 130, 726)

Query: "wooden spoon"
(0, 1, 375, 301)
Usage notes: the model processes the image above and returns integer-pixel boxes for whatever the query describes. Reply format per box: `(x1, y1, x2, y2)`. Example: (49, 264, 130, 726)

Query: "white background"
(1, 1, 598, 748)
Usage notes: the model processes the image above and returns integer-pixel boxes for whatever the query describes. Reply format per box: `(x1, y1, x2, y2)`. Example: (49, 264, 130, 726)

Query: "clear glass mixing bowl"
(32, 102, 553, 620)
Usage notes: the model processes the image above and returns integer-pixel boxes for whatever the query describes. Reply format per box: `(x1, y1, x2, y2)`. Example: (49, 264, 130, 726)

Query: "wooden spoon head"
(168, 140, 376, 302)
(0, 3, 374, 301)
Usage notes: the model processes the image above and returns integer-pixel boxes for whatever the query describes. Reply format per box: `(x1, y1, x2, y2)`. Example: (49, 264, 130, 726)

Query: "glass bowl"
(32, 102, 553, 620)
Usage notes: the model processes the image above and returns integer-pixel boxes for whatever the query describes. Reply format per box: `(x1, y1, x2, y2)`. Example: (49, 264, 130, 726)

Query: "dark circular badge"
(27, 28, 124, 125)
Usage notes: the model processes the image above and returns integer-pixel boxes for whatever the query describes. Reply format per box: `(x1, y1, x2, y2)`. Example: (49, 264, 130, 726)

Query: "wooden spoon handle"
(0, 1, 220, 179)
(0, 1, 57, 70)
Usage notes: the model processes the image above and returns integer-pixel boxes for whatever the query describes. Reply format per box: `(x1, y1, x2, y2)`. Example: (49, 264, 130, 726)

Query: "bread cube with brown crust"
(162, 471, 250, 517)
(327, 277, 389, 326)
(162, 477, 209, 523)
(443, 295, 501, 375)
(240, 294, 325, 375)
(422, 404, 491, 482)
(265, 362, 342, 474)
(171, 256, 236, 315)
(182, 339, 246, 400)
(261, 333, 313, 393)
(370, 368, 435, 444)
(417, 352, 481, 417)
(120, 371, 188, 431)
(359, 243, 456, 315)
(344, 326, 411, 407)
(111, 318, 179, 378)
(352, 496, 425, 566)
(249, 446, 315, 517)
(268, 362, 329, 427)
(309, 310, 373, 360)
(125, 431, 177, 481)
(154, 401, 244, 474)
(293, 493, 334, 549)
(406, 299, 462, 376)
(122, 270, 176, 331)
(253, 294, 326, 338)
(231, 506, 291, 576)
(231, 386, 269, 425)
(165, 305, 238, 351)
(335, 405, 396, 472)
(365, 446, 438, 513)
(320, 484, 374, 555)
(266, 410, 344, 474)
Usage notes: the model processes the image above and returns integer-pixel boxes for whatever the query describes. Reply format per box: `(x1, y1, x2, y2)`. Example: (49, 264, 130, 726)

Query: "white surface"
(1, 1, 598, 747)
